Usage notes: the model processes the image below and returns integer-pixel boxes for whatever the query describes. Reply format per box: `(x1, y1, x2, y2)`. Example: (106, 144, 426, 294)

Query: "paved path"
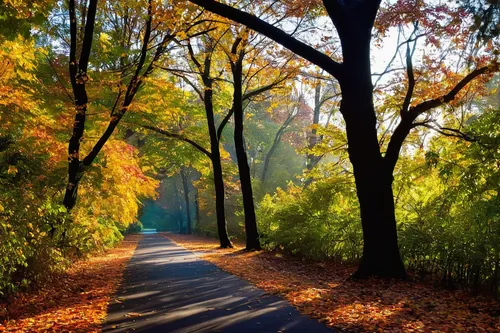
(103, 233, 332, 333)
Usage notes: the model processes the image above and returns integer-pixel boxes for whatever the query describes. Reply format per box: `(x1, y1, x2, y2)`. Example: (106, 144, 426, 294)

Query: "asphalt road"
(103, 233, 333, 333)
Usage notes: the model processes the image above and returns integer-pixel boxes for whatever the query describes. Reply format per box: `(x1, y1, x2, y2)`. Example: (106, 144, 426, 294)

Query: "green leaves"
(424, 151, 440, 168)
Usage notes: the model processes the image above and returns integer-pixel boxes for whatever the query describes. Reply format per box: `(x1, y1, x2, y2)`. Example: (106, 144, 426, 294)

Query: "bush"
(257, 179, 362, 261)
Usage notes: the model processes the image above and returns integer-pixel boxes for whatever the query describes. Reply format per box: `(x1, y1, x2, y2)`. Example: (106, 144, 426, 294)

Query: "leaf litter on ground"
(164, 233, 500, 333)
(0, 234, 141, 333)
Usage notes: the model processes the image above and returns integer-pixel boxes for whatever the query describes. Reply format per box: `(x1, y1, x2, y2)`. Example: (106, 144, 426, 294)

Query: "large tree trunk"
(232, 52, 261, 251)
(180, 167, 192, 234)
(339, 23, 405, 279)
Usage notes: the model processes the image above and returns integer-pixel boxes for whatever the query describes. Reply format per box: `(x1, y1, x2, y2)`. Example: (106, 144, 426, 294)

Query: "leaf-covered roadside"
(0, 234, 141, 333)
(165, 233, 500, 333)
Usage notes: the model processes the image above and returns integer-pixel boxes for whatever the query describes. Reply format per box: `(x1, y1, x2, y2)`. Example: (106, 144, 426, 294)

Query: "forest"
(0, 0, 499, 326)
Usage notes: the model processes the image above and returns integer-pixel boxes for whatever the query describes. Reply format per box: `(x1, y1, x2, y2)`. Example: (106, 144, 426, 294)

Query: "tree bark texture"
(231, 45, 261, 251)
(203, 74, 232, 248)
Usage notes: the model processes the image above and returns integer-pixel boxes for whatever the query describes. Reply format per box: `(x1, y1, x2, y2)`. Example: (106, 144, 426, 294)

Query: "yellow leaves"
(0, 35, 37, 81)
(176, 31, 188, 40)
(99, 32, 112, 52)
(219, 147, 231, 160)
(75, 140, 158, 230)
(0, 35, 40, 121)
(3, 0, 53, 19)
(7, 165, 18, 175)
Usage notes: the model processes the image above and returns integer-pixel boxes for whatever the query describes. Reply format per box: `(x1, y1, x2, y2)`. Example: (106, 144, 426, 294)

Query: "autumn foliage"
(0, 0, 499, 330)
(0, 235, 140, 332)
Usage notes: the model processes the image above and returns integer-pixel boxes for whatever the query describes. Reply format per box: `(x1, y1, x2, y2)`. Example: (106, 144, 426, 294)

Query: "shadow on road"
(103, 233, 332, 333)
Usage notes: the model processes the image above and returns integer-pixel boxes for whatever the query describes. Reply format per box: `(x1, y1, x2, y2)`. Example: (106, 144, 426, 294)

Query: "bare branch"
(401, 40, 417, 114)
(216, 107, 234, 142)
(414, 123, 477, 142)
(141, 124, 213, 159)
(45, 54, 73, 103)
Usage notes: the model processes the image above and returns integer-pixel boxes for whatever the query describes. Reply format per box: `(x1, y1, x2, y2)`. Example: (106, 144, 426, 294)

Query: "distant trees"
(261, 93, 302, 184)
(131, 15, 300, 249)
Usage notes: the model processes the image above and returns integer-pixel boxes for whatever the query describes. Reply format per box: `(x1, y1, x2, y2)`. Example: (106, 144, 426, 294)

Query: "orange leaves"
(376, 0, 467, 41)
(279, 0, 324, 17)
(0, 235, 141, 333)
(167, 233, 500, 333)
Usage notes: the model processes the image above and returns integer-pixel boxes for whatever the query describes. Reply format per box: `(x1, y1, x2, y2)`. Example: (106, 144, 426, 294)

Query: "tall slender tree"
(64, 0, 177, 210)
(224, 28, 297, 250)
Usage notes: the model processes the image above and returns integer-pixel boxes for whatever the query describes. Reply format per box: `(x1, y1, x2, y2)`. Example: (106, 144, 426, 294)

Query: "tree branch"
(141, 124, 212, 159)
(384, 63, 497, 174)
(186, 39, 203, 73)
(78, 0, 98, 74)
(410, 64, 497, 117)
(217, 107, 234, 142)
(242, 72, 292, 100)
(45, 54, 73, 103)
(187, 0, 343, 78)
(82, 0, 153, 167)
(401, 41, 416, 114)
(415, 123, 477, 142)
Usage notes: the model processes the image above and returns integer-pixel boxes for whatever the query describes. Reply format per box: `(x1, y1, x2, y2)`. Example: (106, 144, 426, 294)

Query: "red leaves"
(168, 233, 500, 333)
(0, 235, 141, 332)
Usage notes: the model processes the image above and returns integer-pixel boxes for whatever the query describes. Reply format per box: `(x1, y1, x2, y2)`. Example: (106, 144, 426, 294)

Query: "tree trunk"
(211, 152, 231, 247)
(180, 167, 192, 234)
(204, 76, 232, 248)
(232, 51, 261, 251)
(64, 0, 154, 210)
(194, 189, 200, 230)
(339, 26, 405, 279)
(173, 181, 184, 233)
(63, 0, 98, 211)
